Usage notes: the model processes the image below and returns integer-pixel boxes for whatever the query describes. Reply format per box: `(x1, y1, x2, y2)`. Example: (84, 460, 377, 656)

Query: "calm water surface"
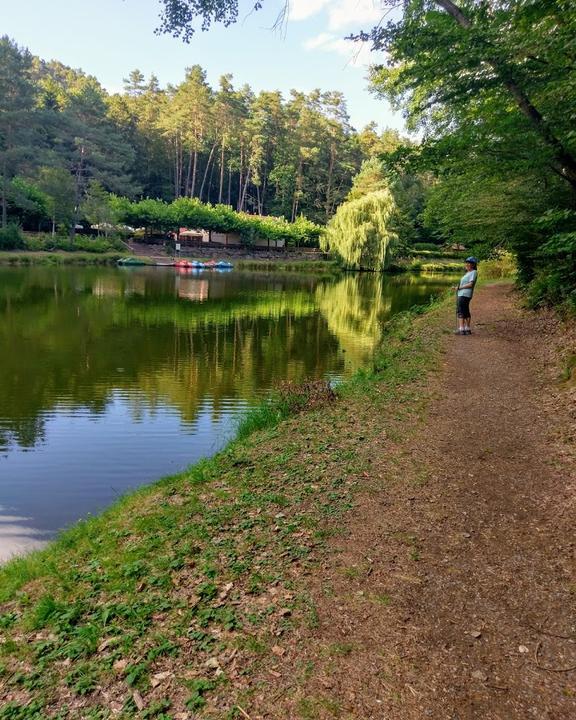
(0, 266, 453, 559)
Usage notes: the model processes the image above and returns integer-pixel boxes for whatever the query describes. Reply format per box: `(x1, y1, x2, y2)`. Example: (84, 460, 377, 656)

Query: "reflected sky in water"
(0, 266, 454, 560)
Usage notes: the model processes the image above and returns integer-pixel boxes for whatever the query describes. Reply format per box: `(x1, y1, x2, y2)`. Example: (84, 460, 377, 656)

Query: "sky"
(2, 0, 406, 133)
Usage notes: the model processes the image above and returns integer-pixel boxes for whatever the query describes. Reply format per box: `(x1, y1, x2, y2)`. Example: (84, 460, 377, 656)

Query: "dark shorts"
(457, 295, 472, 319)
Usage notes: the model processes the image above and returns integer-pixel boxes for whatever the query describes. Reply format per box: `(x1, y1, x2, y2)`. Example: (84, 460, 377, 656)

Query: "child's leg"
(464, 302, 472, 332)
(456, 296, 466, 333)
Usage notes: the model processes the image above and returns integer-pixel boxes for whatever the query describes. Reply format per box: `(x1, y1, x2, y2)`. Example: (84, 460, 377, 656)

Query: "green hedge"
(23, 234, 125, 253)
(411, 242, 444, 252)
(111, 197, 323, 247)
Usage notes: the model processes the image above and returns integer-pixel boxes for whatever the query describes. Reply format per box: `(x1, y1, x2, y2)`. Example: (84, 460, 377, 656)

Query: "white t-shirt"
(457, 269, 478, 298)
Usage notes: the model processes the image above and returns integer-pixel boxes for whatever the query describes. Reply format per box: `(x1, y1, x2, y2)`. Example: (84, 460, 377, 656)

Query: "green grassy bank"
(0, 252, 123, 266)
(390, 251, 517, 279)
(0, 253, 337, 273)
(0, 286, 494, 719)
(234, 259, 339, 274)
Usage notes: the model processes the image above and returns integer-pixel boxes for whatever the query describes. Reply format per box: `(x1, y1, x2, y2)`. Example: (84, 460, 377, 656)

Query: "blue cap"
(465, 256, 478, 265)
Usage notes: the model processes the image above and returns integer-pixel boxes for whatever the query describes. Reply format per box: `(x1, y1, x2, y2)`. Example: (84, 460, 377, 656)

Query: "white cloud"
(290, 0, 384, 30)
(328, 0, 384, 31)
(304, 32, 336, 50)
(304, 32, 378, 67)
(289, 0, 332, 22)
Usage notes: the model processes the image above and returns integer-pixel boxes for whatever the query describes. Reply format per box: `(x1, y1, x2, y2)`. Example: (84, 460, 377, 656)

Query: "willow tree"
(321, 190, 398, 271)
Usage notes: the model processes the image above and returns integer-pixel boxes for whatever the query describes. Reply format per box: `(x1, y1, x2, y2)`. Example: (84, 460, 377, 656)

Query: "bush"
(236, 380, 335, 440)
(411, 242, 443, 252)
(478, 251, 517, 280)
(0, 223, 25, 250)
(523, 210, 576, 309)
(23, 234, 124, 253)
(408, 249, 465, 260)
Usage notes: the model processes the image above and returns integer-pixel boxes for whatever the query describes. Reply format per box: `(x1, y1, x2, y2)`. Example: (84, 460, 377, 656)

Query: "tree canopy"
(321, 189, 399, 271)
(0, 34, 401, 238)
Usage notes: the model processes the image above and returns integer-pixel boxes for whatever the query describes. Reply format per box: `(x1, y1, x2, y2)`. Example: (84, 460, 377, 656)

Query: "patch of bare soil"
(248, 284, 576, 719)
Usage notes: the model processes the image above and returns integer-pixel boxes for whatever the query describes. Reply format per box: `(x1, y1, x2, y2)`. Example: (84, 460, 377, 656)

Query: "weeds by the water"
(391, 251, 516, 279)
(236, 380, 336, 440)
(235, 259, 338, 274)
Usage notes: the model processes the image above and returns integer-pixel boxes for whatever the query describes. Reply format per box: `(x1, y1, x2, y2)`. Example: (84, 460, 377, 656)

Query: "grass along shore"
(0, 251, 457, 274)
(0, 287, 460, 719)
(234, 259, 339, 274)
(0, 252, 339, 274)
(0, 252, 123, 266)
(0, 248, 515, 277)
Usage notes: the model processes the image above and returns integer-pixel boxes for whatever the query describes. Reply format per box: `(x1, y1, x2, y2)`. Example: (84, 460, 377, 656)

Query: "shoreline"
(0, 288, 456, 715)
(0, 249, 464, 275)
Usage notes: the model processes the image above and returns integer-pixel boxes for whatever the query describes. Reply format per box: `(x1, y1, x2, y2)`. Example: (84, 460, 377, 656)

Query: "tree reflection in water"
(0, 267, 454, 452)
(0, 267, 456, 546)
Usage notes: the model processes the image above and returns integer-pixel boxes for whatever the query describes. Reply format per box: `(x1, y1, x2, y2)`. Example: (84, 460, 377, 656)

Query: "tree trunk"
(325, 142, 335, 221)
(191, 150, 198, 198)
(227, 168, 232, 206)
(1, 171, 7, 230)
(185, 149, 193, 197)
(237, 146, 244, 211)
(261, 177, 268, 216)
(173, 144, 178, 199)
(174, 139, 183, 199)
(239, 167, 251, 212)
(200, 142, 217, 201)
(436, 0, 576, 189)
(207, 152, 217, 204)
(2, 131, 10, 229)
(218, 143, 225, 204)
(70, 146, 85, 241)
(292, 156, 303, 222)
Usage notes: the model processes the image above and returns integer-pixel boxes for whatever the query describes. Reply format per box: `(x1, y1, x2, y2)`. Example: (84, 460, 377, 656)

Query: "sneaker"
(464, 330, 472, 335)
(454, 330, 465, 335)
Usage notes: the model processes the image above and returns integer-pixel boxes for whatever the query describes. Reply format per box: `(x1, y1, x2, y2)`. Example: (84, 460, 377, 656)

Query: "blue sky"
(3, 0, 405, 132)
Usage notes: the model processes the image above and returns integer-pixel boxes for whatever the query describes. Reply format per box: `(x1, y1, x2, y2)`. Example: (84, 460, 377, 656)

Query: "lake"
(0, 266, 454, 560)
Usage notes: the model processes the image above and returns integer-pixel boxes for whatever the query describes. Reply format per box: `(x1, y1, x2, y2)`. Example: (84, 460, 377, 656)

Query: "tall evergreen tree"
(0, 37, 38, 228)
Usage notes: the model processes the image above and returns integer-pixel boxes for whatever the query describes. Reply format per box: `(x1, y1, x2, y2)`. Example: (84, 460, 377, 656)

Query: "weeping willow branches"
(321, 189, 398, 271)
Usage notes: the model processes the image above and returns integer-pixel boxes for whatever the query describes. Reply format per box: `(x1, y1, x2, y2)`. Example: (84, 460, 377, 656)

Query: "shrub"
(23, 234, 124, 253)
(478, 251, 517, 280)
(276, 380, 336, 414)
(0, 223, 25, 250)
(236, 380, 336, 440)
(411, 242, 443, 252)
(524, 210, 576, 309)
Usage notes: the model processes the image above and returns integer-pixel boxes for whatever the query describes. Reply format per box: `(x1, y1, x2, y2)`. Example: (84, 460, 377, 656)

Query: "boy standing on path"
(453, 257, 478, 335)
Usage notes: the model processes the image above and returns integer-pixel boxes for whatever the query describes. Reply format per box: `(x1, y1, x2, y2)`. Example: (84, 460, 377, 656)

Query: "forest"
(153, 0, 576, 309)
(2, 0, 576, 308)
(0, 36, 403, 239)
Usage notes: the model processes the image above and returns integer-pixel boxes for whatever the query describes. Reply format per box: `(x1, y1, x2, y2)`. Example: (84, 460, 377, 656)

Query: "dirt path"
(254, 284, 576, 719)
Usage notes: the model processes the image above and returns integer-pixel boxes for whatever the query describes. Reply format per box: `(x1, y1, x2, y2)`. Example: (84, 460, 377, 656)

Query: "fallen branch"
(522, 614, 575, 640)
(523, 622, 575, 640)
(534, 640, 576, 673)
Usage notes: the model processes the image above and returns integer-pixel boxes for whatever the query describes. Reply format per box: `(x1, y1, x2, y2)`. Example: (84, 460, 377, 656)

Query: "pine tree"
(0, 37, 38, 228)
